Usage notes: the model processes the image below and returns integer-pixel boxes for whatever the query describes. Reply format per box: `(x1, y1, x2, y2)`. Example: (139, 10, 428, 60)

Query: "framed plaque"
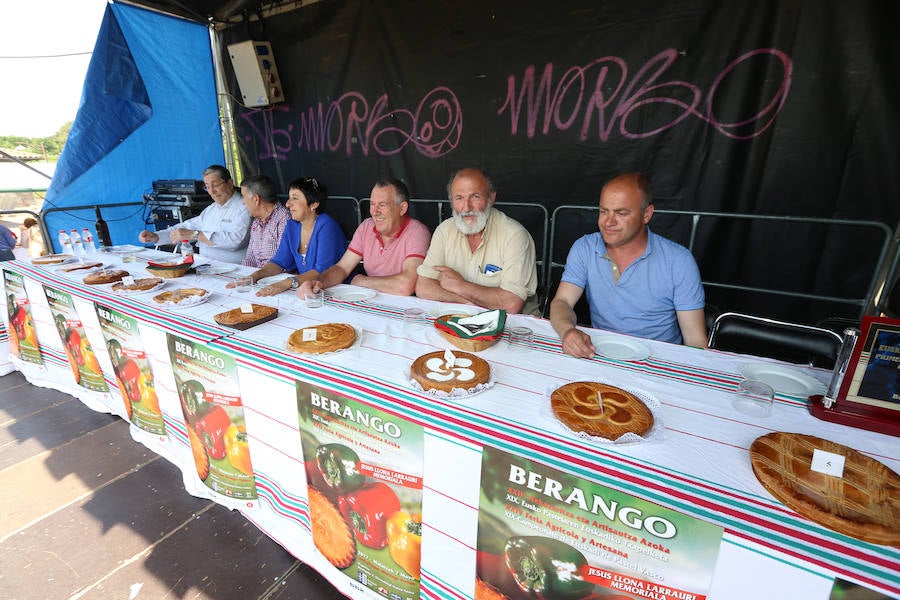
(809, 315, 900, 437)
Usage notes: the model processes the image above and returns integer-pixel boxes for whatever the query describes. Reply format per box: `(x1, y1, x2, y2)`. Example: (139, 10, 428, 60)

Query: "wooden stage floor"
(0, 370, 348, 599)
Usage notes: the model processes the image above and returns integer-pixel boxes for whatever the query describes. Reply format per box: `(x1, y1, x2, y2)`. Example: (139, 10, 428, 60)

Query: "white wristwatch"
(289, 277, 299, 290)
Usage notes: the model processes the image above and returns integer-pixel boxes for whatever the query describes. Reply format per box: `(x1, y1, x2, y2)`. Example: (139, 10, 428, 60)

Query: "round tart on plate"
(287, 323, 356, 354)
(550, 381, 654, 438)
(411, 350, 490, 394)
(111, 277, 164, 293)
(60, 261, 103, 272)
(153, 287, 208, 306)
(750, 432, 899, 545)
(32, 254, 73, 265)
(83, 268, 129, 285)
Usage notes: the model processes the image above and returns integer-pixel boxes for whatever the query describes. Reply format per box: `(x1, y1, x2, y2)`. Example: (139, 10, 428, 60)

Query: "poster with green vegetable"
(4, 269, 42, 364)
(296, 381, 423, 600)
(96, 303, 165, 435)
(477, 446, 723, 600)
(167, 334, 256, 500)
(43, 285, 107, 392)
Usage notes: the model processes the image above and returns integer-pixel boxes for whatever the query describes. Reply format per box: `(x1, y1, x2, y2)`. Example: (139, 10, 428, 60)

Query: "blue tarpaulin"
(43, 2, 223, 251)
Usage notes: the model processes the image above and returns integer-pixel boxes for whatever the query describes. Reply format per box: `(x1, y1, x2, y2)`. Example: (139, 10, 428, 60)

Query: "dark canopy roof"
(119, 0, 292, 23)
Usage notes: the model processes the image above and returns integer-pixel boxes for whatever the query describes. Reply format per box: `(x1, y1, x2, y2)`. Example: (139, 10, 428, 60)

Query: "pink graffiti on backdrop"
(241, 86, 462, 160)
(498, 48, 793, 141)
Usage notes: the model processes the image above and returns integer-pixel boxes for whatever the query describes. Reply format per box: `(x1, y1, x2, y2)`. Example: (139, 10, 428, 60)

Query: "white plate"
(153, 290, 211, 309)
(111, 278, 166, 295)
(106, 244, 146, 254)
(427, 304, 476, 318)
(740, 363, 827, 397)
(257, 275, 293, 287)
(592, 336, 651, 361)
(332, 289, 376, 302)
(195, 264, 236, 275)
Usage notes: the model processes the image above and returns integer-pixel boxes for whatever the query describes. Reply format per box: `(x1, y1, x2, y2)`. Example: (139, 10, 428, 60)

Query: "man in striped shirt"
(240, 174, 290, 268)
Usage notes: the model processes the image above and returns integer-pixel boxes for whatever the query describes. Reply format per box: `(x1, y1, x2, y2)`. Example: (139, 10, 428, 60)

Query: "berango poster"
(476, 446, 723, 600)
(95, 302, 165, 435)
(43, 285, 108, 392)
(296, 381, 423, 600)
(4, 269, 43, 365)
(167, 334, 257, 501)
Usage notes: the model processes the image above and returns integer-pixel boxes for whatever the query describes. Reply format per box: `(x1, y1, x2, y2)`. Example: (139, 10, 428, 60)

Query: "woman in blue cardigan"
(248, 177, 346, 296)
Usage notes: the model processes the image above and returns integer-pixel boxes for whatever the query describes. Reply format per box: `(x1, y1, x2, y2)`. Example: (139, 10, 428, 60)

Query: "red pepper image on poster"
(338, 482, 401, 549)
(195, 405, 231, 460)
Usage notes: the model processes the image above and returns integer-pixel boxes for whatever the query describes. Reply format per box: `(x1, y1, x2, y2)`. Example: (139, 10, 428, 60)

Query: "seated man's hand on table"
(561, 328, 595, 358)
(434, 265, 466, 293)
(297, 280, 322, 300)
(138, 230, 159, 244)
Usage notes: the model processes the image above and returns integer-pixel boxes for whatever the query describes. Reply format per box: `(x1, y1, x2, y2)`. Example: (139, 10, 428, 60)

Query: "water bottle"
(81, 228, 96, 254)
(70, 229, 84, 259)
(58, 230, 72, 254)
(179, 239, 194, 259)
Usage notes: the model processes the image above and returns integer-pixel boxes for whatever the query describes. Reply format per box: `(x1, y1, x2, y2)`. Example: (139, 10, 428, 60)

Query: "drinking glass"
(732, 379, 774, 417)
(234, 275, 253, 293)
(508, 326, 534, 351)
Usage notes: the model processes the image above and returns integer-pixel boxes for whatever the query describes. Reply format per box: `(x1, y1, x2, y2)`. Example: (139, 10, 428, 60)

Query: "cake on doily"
(550, 381, 654, 438)
(287, 323, 356, 354)
(411, 350, 490, 394)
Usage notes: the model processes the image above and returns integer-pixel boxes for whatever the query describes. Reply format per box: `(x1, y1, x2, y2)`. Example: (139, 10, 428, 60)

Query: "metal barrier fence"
(549, 206, 897, 321)
(5, 194, 897, 322)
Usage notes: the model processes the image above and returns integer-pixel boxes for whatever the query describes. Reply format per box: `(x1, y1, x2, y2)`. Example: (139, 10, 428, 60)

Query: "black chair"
(708, 312, 843, 369)
(884, 276, 899, 319)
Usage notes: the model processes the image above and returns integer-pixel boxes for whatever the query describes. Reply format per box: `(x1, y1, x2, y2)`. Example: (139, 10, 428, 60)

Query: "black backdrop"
(220, 0, 900, 324)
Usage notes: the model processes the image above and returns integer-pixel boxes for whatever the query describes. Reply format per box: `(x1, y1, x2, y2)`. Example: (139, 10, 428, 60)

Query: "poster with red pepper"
(95, 303, 165, 434)
(43, 285, 108, 392)
(167, 334, 256, 500)
(4, 269, 43, 365)
(296, 381, 423, 600)
(476, 446, 724, 600)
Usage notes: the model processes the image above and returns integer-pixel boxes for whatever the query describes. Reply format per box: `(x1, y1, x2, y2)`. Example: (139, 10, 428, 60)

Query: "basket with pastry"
(145, 254, 194, 279)
(433, 309, 506, 352)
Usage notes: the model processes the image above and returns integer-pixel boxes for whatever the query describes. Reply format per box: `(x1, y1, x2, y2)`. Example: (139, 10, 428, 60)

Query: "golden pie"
(551, 381, 654, 438)
(153, 287, 208, 304)
(32, 254, 73, 265)
(60, 261, 103, 272)
(83, 268, 129, 285)
(750, 432, 899, 545)
(308, 486, 356, 568)
(214, 304, 278, 330)
(410, 350, 491, 394)
(111, 277, 163, 292)
(287, 323, 355, 354)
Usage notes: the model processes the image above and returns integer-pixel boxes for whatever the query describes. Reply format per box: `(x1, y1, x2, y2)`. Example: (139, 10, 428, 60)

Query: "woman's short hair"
(289, 177, 328, 213)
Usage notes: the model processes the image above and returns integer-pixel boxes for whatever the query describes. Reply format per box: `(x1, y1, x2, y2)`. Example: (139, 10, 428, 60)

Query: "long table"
(2, 252, 897, 600)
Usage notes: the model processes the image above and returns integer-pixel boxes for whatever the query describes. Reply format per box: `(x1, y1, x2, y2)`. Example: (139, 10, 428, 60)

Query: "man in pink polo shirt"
(298, 178, 431, 297)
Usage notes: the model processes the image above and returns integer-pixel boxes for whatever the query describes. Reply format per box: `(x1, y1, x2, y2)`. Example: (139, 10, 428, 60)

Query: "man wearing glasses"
(138, 164, 251, 264)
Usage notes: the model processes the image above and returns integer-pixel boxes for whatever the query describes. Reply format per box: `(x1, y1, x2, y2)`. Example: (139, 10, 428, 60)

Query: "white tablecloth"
(2, 252, 898, 600)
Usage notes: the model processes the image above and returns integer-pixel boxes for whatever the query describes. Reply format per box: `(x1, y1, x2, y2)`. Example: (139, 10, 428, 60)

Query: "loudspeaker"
(227, 40, 285, 107)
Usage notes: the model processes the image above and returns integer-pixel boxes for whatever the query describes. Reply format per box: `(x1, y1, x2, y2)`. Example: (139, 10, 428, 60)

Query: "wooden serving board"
(750, 432, 899, 545)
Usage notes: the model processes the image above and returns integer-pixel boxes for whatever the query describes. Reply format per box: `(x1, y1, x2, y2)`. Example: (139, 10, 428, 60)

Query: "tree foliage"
(0, 122, 72, 160)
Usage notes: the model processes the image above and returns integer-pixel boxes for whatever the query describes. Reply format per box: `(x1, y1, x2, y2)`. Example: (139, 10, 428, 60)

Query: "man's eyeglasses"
(203, 179, 228, 191)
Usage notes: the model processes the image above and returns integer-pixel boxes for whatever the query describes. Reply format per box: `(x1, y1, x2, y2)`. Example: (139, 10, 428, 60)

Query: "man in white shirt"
(138, 165, 251, 263)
